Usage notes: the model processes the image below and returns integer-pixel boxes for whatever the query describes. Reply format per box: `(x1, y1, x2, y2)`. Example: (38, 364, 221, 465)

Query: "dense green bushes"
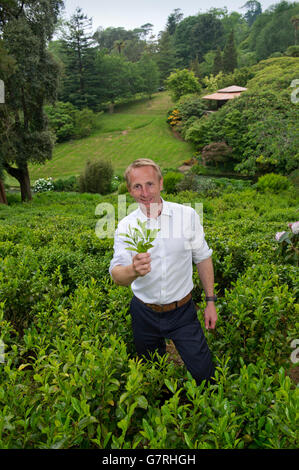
(45, 102, 99, 143)
(169, 57, 299, 177)
(0, 189, 298, 449)
(79, 159, 114, 195)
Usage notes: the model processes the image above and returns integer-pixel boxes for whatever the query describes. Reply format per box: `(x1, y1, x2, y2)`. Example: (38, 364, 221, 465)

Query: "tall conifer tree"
(223, 30, 238, 73)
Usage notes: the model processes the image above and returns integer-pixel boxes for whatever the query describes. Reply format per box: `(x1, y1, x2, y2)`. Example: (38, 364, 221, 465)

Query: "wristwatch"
(205, 296, 217, 302)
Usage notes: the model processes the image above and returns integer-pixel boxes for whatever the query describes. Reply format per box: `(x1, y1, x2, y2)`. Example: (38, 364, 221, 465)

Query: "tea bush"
(0, 188, 298, 449)
(256, 173, 291, 193)
(163, 171, 184, 193)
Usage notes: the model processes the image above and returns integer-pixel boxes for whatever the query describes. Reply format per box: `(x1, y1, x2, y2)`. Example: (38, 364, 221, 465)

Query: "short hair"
(124, 158, 162, 187)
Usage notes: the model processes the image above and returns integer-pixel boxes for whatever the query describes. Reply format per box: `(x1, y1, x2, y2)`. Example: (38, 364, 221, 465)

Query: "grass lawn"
(12, 92, 194, 185)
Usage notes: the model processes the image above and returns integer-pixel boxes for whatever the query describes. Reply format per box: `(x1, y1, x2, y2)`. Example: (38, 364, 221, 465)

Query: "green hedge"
(0, 188, 298, 449)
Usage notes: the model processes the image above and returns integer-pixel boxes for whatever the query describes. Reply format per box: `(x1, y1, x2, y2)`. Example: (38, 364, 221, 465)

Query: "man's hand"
(204, 302, 217, 330)
(132, 252, 151, 277)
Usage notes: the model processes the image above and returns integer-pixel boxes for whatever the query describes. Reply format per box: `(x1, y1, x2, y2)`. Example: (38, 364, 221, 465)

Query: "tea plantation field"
(0, 187, 298, 449)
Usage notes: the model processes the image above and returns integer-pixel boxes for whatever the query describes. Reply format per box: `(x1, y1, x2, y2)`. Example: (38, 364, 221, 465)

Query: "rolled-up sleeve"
(190, 210, 213, 264)
(109, 227, 133, 276)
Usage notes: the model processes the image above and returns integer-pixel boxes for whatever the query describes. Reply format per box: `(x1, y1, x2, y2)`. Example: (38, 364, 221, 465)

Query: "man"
(109, 158, 217, 385)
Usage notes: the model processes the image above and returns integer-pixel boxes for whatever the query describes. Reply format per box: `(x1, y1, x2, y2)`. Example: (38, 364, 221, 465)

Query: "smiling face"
(127, 165, 163, 216)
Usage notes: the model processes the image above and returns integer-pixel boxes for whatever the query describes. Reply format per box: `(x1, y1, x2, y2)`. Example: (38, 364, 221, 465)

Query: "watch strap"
(205, 295, 217, 302)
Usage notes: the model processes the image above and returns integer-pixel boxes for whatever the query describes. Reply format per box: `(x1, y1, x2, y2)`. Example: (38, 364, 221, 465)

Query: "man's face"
(128, 165, 163, 213)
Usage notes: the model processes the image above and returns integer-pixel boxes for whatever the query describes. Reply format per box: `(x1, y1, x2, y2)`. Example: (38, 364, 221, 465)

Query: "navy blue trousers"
(130, 295, 215, 385)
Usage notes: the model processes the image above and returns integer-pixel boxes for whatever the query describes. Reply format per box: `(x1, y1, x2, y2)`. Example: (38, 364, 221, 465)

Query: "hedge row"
(0, 188, 298, 448)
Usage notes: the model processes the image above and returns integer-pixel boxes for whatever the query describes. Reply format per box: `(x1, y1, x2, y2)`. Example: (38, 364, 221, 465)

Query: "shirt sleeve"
(109, 226, 133, 276)
(190, 209, 213, 264)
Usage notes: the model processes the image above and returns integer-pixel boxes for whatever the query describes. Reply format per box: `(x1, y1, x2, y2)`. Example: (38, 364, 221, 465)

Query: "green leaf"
(71, 397, 81, 414)
(78, 415, 97, 430)
(142, 418, 154, 440)
(136, 395, 148, 409)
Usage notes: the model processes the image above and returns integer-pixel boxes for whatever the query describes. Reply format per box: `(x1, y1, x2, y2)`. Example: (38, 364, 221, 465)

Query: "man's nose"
(141, 186, 149, 197)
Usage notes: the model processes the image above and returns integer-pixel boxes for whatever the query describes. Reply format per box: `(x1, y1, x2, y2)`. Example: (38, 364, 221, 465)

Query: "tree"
(95, 54, 142, 112)
(192, 13, 225, 63)
(165, 69, 201, 101)
(155, 30, 176, 83)
(223, 30, 238, 73)
(247, 1, 299, 60)
(166, 8, 183, 35)
(291, 14, 299, 45)
(138, 53, 159, 98)
(59, 7, 98, 110)
(174, 13, 225, 67)
(0, 38, 15, 204)
(0, 0, 63, 202)
(213, 47, 223, 75)
(241, 1, 262, 26)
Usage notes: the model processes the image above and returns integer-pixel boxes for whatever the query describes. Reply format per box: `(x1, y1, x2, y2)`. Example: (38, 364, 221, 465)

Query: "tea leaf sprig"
(119, 218, 160, 253)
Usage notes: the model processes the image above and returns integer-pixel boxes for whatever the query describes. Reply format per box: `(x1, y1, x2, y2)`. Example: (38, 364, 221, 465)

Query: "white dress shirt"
(109, 199, 212, 304)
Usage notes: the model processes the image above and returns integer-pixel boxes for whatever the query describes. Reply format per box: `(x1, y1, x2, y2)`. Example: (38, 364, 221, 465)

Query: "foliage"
(275, 221, 299, 266)
(137, 53, 160, 98)
(119, 219, 160, 253)
(185, 85, 299, 176)
(33, 178, 54, 193)
(246, 1, 299, 60)
(166, 94, 206, 138)
(176, 94, 206, 120)
(52, 176, 79, 192)
(27, 92, 194, 183)
(58, 7, 98, 110)
(256, 173, 291, 193)
(173, 13, 225, 67)
(201, 142, 233, 167)
(45, 102, 98, 142)
(79, 159, 113, 195)
(0, 188, 298, 448)
(165, 69, 201, 102)
(0, 0, 63, 201)
(222, 30, 238, 73)
(163, 172, 184, 193)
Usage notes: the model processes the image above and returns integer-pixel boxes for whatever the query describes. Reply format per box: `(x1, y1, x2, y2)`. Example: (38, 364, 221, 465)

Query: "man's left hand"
(204, 303, 217, 330)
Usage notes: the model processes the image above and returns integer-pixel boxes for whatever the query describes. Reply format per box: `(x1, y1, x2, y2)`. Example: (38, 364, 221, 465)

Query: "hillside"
(25, 92, 194, 184)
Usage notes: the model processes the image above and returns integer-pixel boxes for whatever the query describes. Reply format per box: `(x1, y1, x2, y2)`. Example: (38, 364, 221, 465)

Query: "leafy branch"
(119, 218, 160, 253)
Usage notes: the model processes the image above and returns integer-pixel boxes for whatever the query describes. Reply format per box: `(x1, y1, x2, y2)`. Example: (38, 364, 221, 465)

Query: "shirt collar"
(136, 197, 172, 220)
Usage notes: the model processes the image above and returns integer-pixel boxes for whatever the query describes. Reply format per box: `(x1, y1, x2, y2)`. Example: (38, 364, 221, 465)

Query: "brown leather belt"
(138, 292, 192, 312)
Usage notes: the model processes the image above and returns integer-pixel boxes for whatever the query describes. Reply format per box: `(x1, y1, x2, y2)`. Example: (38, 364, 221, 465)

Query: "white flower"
(290, 221, 299, 235)
(275, 231, 286, 241)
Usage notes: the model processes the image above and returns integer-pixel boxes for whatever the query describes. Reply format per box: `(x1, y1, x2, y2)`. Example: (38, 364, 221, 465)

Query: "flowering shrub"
(275, 221, 299, 266)
(167, 109, 181, 127)
(33, 177, 54, 193)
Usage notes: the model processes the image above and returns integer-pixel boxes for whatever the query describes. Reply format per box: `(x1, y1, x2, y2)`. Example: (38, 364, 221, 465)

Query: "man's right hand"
(132, 252, 151, 277)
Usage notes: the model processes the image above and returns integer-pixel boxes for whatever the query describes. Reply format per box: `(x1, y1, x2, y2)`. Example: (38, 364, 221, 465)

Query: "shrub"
(53, 176, 79, 192)
(45, 102, 98, 142)
(118, 182, 129, 194)
(79, 159, 113, 195)
(177, 94, 206, 120)
(163, 172, 184, 194)
(72, 108, 98, 139)
(256, 173, 291, 193)
(201, 142, 233, 167)
(33, 178, 54, 193)
(165, 69, 201, 102)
